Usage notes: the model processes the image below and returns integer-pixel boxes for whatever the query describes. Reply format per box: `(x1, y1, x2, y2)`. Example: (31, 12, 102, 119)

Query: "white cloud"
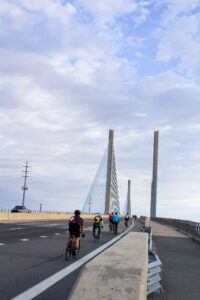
(155, 1, 200, 80)
(0, 0, 199, 221)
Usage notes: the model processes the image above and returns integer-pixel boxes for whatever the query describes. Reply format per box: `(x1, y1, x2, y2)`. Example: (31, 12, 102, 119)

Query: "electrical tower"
(22, 162, 30, 207)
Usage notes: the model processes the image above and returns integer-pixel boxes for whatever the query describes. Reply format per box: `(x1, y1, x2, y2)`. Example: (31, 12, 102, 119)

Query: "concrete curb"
(71, 232, 148, 300)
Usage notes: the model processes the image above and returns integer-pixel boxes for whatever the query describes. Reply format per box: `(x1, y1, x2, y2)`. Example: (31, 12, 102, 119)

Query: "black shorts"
(93, 223, 100, 228)
(69, 223, 80, 238)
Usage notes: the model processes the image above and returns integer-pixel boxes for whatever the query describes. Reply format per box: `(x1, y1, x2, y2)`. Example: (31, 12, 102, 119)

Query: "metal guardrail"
(147, 251, 163, 295)
(139, 217, 163, 295)
(140, 215, 147, 222)
(152, 217, 200, 239)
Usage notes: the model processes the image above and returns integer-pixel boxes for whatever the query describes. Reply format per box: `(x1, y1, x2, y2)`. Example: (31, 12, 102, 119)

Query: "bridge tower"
(82, 129, 120, 215)
(124, 180, 131, 216)
(150, 131, 159, 218)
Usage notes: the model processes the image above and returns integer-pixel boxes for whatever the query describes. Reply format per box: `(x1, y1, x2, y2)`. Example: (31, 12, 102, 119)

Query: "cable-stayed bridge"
(0, 129, 200, 300)
(82, 130, 120, 214)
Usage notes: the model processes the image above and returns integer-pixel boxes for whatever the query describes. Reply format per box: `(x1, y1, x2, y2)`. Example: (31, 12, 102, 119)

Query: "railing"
(140, 215, 147, 222)
(152, 217, 200, 239)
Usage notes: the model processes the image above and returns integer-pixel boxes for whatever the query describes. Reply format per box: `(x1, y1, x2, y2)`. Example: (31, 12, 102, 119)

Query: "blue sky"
(0, 0, 200, 221)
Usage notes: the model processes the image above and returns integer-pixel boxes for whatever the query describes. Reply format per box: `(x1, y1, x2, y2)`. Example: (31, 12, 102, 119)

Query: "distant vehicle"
(11, 206, 31, 213)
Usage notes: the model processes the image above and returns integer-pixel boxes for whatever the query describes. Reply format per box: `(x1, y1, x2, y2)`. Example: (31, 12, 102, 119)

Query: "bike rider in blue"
(112, 212, 119, 233)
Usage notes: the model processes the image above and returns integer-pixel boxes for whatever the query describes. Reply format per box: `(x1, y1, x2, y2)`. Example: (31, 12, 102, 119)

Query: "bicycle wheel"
(113, 223, 117, 234)
(65, 246, 71, 261)
(94, 227, 98, 243)
(75, 239, 81, 258)
(72, 238, 81, 258)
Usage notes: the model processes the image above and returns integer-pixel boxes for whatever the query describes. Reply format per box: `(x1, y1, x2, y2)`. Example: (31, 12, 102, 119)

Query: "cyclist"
(112, 212, 119, 233)
(93, 213, 104, 239)
(125, 213, 129, 228)
(68, 210, 85, 251)
(109, 212, 114, 231)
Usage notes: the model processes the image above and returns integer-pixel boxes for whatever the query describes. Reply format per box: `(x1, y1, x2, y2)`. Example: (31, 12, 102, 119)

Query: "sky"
(0, 0, 200, 221)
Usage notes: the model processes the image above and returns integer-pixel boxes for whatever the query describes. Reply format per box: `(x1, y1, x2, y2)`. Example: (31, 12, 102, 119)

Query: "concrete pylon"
(105, 130, 114, 214)
(127, 180, 131, 216)
(150, 131, 159, 218)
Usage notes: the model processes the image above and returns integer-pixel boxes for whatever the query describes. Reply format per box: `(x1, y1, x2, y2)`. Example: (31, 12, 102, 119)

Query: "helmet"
(75, 210, 81, 215)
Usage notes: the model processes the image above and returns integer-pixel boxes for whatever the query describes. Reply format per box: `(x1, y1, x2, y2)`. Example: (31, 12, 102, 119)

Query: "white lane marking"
(40, 236, 47, 238)
(11, 223, 134, 300)
(20, 239, 29, 242)
(9, 228, 23, 231)
(54, 233, 60, 235)
(0, 243, 5, 246)
(48, 224, 59, 227)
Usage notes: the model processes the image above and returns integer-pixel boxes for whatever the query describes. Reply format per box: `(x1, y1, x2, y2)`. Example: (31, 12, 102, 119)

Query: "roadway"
(0, 219, 141, 300)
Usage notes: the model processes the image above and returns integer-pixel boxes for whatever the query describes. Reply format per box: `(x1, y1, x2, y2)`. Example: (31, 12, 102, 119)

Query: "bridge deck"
(149, 221, 200, 300)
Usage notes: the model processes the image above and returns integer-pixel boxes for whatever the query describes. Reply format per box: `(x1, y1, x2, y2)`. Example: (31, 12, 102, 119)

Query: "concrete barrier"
(0, 213, 109, 222)
(71, 232, 148, 300)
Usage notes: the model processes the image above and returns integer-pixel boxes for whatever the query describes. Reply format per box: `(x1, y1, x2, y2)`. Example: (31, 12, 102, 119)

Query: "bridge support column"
(127, 180, 131, 216)
(105, 130, 114, 214)
(150, 131, 159, 218)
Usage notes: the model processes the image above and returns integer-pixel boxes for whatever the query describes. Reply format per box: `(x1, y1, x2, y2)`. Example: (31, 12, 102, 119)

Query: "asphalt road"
(0, 219, 141, 300)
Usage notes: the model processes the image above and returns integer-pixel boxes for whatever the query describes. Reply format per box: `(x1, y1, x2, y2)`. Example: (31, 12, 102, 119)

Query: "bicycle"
(109, 221, 113, 231)
(113, 222, 118, 234)
(65, 236, 80, 261)
(125, 219, 129, 228)
(93, 225, 100, 243)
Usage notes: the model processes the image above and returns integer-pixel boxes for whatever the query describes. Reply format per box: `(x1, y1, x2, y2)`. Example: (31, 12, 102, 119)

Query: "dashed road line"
(54, 233, 60, 235)
(9, 228, 23, 231)
(0, 243, 5, 246)
(40, 236, 47, 238)
(20, 239, 29, 242)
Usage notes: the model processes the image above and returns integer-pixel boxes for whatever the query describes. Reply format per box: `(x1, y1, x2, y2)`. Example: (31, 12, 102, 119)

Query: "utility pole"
(40, 203, 42, 212)
(22, 162, 30, 207)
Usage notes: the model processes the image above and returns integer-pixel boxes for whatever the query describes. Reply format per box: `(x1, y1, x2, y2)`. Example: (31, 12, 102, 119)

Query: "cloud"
(155, 0, 200, 80)
(0, 0, 199, 221)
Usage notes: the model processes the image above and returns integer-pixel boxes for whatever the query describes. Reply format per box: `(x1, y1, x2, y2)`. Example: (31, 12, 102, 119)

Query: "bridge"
(0, 130, 199, 300)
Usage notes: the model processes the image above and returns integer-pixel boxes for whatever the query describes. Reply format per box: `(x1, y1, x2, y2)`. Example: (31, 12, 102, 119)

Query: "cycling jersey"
(69, 215, 84, 226)
(109, 214, 114, 221)
(112, 214, 119, 223)
(125, 214, 129, 220)
(93, 215, 102, 223)
(69, 215, 84, 238)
